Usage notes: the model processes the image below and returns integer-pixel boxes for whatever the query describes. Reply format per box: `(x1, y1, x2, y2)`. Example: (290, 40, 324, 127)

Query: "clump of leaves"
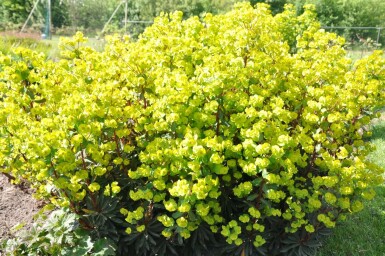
(0, 208, 116, 256)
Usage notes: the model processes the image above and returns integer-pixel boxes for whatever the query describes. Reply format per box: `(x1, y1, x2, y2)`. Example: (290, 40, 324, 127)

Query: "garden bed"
(0, 174, 42, 239)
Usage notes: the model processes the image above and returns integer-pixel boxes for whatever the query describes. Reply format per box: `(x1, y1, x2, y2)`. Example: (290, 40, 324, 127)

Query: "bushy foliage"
(0, 0, 36, 30)
(1, 3, 385, 255)
(0, 0, 69, 31)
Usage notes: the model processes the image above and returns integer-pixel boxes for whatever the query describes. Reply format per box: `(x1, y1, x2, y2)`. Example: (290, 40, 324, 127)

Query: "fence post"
(20, 0, 41, 33)
(377, 28, 382, 46)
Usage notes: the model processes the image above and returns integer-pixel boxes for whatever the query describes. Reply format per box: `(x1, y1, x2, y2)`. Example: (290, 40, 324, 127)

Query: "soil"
(0, 174, 42, 240)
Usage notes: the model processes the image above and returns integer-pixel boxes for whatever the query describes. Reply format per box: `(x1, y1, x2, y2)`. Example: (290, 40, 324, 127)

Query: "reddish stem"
(256, 179, 267, 209)
(114, 131, 122, 157)
(80, 149, 87, 170)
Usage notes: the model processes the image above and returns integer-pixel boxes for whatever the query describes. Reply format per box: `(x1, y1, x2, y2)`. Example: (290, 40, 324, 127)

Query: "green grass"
(368, 121, 385, 168)
(0, 36, 53, 57)
(317, 186, 385, 256)
(43, 35, 105, 59)
(317, 120, 385, 256)
(346, 48, 385, 62)
(346, 50, 373, 62)
(0, 35, 105, 60)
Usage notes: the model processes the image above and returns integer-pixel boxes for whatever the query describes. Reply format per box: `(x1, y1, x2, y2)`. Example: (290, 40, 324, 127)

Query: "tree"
(289, 0, 385, 45)
(0, 0, 39, 30)
(63, 0, 121, 32)
(51, 0, 70, 28)
(100, 0, 238, 37)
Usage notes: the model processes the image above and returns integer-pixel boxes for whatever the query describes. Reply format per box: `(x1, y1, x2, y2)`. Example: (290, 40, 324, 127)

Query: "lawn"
(0, 34, 105, 59)
(317, 119, 385, 255)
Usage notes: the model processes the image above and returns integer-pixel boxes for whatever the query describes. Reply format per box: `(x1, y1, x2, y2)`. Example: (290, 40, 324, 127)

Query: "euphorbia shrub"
(1, 3, 385, 255)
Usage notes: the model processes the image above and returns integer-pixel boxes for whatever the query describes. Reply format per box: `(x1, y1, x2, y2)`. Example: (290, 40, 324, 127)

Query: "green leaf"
(252, 178, 263, 186)
(247, 193, 258, 201)
(34, 98, 47, 103)
(172, 212, 184, 219)
(93, 238, 116, 256)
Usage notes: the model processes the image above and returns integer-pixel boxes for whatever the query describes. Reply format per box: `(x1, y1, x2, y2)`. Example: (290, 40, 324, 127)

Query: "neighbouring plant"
(0, 208, 116, 256)
(0, 3, 384, 255)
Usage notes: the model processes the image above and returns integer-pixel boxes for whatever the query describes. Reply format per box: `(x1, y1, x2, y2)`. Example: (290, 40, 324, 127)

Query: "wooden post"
(376, 28, 381, 46)
(48, 0, 52, 39)
(101, 1, 124, 35)
(20, 0, 41, 33)
(124, 0, 128, 33)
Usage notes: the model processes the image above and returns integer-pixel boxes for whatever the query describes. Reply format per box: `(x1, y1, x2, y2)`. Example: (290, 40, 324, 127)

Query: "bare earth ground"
(0, 174, 42, 240)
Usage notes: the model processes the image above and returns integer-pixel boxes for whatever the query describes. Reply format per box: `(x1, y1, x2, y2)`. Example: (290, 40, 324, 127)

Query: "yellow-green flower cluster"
(221, 220, 243, 246)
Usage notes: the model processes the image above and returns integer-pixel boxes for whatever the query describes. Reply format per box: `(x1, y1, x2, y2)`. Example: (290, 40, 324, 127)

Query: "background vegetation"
(0, 0, 384, 41)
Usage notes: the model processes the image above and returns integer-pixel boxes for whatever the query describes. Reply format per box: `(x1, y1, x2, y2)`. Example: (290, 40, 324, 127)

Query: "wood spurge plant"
(1, 3, 384, 256)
